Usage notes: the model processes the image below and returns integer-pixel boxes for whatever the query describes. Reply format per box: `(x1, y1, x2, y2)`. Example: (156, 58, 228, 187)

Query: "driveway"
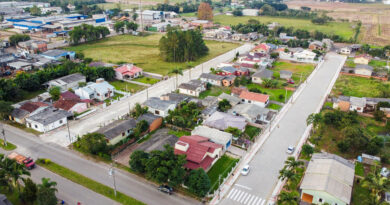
(218, 53, 346, 205)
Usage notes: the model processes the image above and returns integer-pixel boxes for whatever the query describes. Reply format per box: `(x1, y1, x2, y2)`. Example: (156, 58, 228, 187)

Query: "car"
(286, 146, 295, 154)
(381, 167, 389, 177)
(241, 164, 250, 176)
(158, 185, 173, 195)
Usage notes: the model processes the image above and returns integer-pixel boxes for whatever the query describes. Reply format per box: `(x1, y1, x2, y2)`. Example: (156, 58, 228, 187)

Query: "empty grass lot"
(331, 75, 390, 98)
(37, 159, 145, 205)
(207, 155, 239, 193)
(213, 15, 355, 39)
(132, 76, 160, 84)
(110, 80, 146, 93)
(272, 61, 315, 83)
(199, 86, 231, 99)
(246, 83, 293, 103)
(67, 34, 240, 75)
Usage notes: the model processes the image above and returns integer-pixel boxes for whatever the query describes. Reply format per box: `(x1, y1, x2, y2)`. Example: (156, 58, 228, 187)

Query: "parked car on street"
(241, 164, 250, 176)
(158, 185, 173, 195)
(286, 146, 295, 155)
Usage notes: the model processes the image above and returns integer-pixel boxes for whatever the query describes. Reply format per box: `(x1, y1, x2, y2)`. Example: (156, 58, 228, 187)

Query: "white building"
(279, 49, 317, 63)
(143, 97, 176, 117)
(75, 78, 115, 101)
(192, 125, 233, 150)
(178, 80, 206, 97)
(25, 107, 70, 133)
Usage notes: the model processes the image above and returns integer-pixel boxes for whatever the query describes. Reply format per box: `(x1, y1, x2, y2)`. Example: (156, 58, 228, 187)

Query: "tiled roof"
(53, 99, 81, 111)
(20, 101, 48, 113)
(338, 101, 350, 112)
(231, 87, 248, 96)
(115, 64, 143, 76)
(239, 91, 269, 103)
(60, 91, 80, 100)
(355, 54, 371, 59)
(10, 108, 30, 119)
(200, 73, 225, 81)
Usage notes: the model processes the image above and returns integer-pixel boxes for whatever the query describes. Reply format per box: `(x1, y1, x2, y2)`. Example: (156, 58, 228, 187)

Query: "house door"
(302, 193, 313, 203)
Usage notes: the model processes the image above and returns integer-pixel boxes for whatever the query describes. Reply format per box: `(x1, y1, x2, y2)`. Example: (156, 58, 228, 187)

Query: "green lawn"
(268, 103, 282, 110)
(345, 60, 356, 68)
(332, 75, 390, 98)
(246, 83, 293, 103)
(351, 180, 371, 205)
(67, 34, 240, 75)
(272, 61, 315, 83)
(37, 159, 145, 205)
(110, 80, 146, 93)
(0, 139, 16, 151)
(368, 60, 387, 69)
(207, 155, 239, 193)
(180, 12, 196, 17)
(199, 86, 231, 99)
(168, 129, 191, 138)
(213, 15, 355, 39)
(132, 76, 160, 85)
(244, 125, 261, 140)
(355, 162, 365, 177)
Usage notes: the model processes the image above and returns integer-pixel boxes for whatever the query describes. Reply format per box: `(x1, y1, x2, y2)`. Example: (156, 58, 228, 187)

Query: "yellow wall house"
(300, 153, 355, 205)
(353, 54, 371, 65)
(97, 118, 137, 145)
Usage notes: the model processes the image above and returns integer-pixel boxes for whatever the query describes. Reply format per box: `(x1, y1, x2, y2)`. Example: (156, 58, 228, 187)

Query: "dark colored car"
(158, 185, 173, 195)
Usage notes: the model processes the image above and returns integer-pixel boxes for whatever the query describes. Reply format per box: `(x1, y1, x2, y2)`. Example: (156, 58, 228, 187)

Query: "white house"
(46, 73, 86, 91)
(191, 125, 233, 150)
(75, 78, 115, 101)
(354, 65, 373, 77)
(279, 49, 317, 63)
(143, 97, 176, 117)
(349, 96, 366, 113)
(229, 103, 274, 124)
(178, 80, 206, 97)
(25, 107, 70, 133)
(239, 91, 270, 107)
(199, 73, 225, 86)
(340, 47, 351, 55)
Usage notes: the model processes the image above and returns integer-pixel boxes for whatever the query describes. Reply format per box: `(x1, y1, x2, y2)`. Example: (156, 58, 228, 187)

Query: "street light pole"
(284, 88, 287, 104)
(109, 163, 117, 197)
(1, 124, 7, 147)
(66, 120, 71, 144)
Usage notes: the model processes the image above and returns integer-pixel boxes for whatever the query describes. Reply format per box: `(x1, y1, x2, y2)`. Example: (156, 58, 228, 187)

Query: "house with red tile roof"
(231, 87, 248, 97)
(174, 135, 223, 170)
(60, 91, 80, 101)
(252, 43, 271, 54)
(239, 91, 270, 107)
(115, 64, 143, 80)
(10, 101, 49, 124)
(19, 101, 49, 114)
(53, 99, 88, 114)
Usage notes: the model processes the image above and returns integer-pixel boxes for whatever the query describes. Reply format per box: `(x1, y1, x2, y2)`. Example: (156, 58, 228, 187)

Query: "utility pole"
(299, 72, 303, 85)
(66, 120, 71, 144)
(284, 88, 287, 104)
(1, 124, 7, 147)
(109, 163, 117, 197)
(146, 87, 149, 100)
(139, 0, 143, 32)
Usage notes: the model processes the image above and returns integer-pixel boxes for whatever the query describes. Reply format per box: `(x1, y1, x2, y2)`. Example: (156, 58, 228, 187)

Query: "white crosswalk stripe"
(226, 188, 265, 205)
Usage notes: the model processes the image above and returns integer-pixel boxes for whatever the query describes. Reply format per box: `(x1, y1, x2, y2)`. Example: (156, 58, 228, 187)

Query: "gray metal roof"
(178, 80, 204, 91)
(26, 107, 70, 126)
(191, 125, 232, 146)
(97, 118, 137, 140)
(137, 113, 161, 125)
(252, 69, 273, 79)
(350, 96, 366, 107)
(200, 73, 225, 81)
(300, 153, 355, 204)
(229, 103, 270, 119)
(41, 49, 68, 57)
(144, 97, 176, 111)
(160, 93, 189, 103)
(218, 93, 241, 106)
(10, 108, 30, 119)
(203, 111, 247, 131)
(355, 64, 374, 71)
(279, 70, 293, 77)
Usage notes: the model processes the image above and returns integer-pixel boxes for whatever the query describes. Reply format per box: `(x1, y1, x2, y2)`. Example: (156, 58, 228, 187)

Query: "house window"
(155, 110, 160, 115)
(248, 100, 251, 103)
(34, 125, 38, 128)
(122, 132, 125, 136)
(319, 198, 323, 203)
(59, 120, 63, 124)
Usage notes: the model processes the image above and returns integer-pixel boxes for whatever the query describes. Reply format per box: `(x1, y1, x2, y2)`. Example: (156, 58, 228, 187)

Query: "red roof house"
(115, 64, 143, 80)
(252, 43, 271, 54)
(53, 99, 88, 114)
(174, 135, 223, 170)
(60, 91, 80, 101)
(239, 91, 270, 107)
(20, 101, 49, 113)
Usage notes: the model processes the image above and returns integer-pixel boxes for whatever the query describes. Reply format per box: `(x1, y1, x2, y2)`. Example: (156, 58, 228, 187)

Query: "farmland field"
(67, 34, 240, 75)
(213, 15, 356, 40)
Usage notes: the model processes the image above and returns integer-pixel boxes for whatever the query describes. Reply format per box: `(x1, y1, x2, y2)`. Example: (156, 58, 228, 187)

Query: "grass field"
(268, 103, 282, 110)
(331, 75, 390, 98)
(0, 139, 16, 151)
(37, 159, 145, 205)
(168, 129, 191, 138)
(110, 80, 146, 93)
(213, 15, 355, 39)
(368, 59, 387, 69)
(199, 86, 231, 99)
(207, 155, 239, 193)
(272, 61, 315, 83)
(133, 76, 160, 84)
(246, 83, 293, 103)
(67, 34, 240, 75)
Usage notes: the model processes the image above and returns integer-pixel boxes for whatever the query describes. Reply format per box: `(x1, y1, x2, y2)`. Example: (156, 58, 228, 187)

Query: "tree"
(169, 67, 183, 89)
(262, 79, 278, 88)
(37, 178, 57, 205)
(145, 145, 186, 186)
(232, 9, 243, 16)
(114, 21, 125, 33)
(30, 5, 42, 16)
(218, 99, 231, 112)
(21, 178, 38, 203)
(134, 120, 149, 136)
(132, 13, 138, 21)
(126, 21, 138, 32)
(49, 86, 61, 101)
(185, 168, 211, 197)
(9, 34, 30, 46)
(277, 191, 299, 205)
(366, 136, 385, 155)
(131, 103, 148, 118)
(306, 113, 322, 130)
(197, 2, 213, 20)
(76, 133, 109, 155)
(270, 52, 279, 59)
(224, 127, 242, 137)
(362, 168, 390, 203)
(129, 150, 149, 173)
(283, 157, 304, 174)
(301, 144, 314, 157)
(374, 110, 385, 122)
(0, 101, 13, 120)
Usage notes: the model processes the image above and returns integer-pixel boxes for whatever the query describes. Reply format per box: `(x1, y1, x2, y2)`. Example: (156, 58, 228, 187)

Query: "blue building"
(40, 49, 75, 61)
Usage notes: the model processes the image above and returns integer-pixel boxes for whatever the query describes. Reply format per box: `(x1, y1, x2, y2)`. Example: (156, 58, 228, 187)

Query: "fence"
(207, 158, 241, 198)
(340, 72, 388, 81)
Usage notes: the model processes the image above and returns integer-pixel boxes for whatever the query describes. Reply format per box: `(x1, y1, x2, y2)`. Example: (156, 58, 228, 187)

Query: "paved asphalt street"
(1, 124, 198, 205)
(40, 44, 253, 147)
(219, 53, 346, 205)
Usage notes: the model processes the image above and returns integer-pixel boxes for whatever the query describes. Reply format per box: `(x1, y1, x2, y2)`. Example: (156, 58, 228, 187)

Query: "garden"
(207, 155, 239, 193)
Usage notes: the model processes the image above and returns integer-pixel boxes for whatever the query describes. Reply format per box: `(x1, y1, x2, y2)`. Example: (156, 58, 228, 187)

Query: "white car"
(286, 146, 295, 155)
(241, 164, 250, 176)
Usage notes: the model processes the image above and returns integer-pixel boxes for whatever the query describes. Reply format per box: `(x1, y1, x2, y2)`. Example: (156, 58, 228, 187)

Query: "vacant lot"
(68, 34, 239, 75)
(331, 75, 390, 98)
(207, 155, 239, 193)
(110, 80, 146, 93)
(213, 15, 355, 40)
(272, 61, 315, 83)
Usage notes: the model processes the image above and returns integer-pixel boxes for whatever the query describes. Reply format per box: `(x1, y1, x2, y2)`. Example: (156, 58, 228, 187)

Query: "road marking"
(227, 188, 237, 199)
(260, 199, 265, 205)
(244, 194, 253, 204)
(255, 198, 263, 205)
(251, 196, 259, 205)
(246, 195, 255, 205)
(236, 191, 245, 202)
(235, 184, 253, 190)
(233, 190, 243, 201)
(230, 189, 241, 200)
(239, 193, 248, 203)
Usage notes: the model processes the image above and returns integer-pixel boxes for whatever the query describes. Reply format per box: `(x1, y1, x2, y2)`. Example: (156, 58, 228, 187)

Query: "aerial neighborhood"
(0, 0, 390, 205)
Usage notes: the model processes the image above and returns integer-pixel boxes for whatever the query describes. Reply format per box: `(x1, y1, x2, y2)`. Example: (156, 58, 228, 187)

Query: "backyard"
(199, 85, 231, 99)
(132, 76, 160, 85)
(67, 34, 240, 75)
(213, 15, 356, 40)
(207, 155, 239, 193)
(331, 75, 390, 98)
(110, 80, 146, 93)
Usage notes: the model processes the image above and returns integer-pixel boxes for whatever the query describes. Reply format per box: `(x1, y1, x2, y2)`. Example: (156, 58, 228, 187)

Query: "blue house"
(40, 49, 75, 61)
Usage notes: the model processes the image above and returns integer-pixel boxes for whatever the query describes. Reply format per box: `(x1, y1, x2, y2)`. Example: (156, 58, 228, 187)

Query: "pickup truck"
(8, 152, 35, 170)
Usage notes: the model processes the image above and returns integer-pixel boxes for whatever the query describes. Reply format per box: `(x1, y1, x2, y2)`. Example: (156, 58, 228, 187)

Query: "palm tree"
(0, 154, 30, 192)
(278, 168, 300, 187)
(283, 157, 304, 174)
(277, 191, 299, 205)
(168, 67, 183, 89)
(362, 168, 390, 203)
(39, 178, 57, 192)
(306, 113, 322, 129)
